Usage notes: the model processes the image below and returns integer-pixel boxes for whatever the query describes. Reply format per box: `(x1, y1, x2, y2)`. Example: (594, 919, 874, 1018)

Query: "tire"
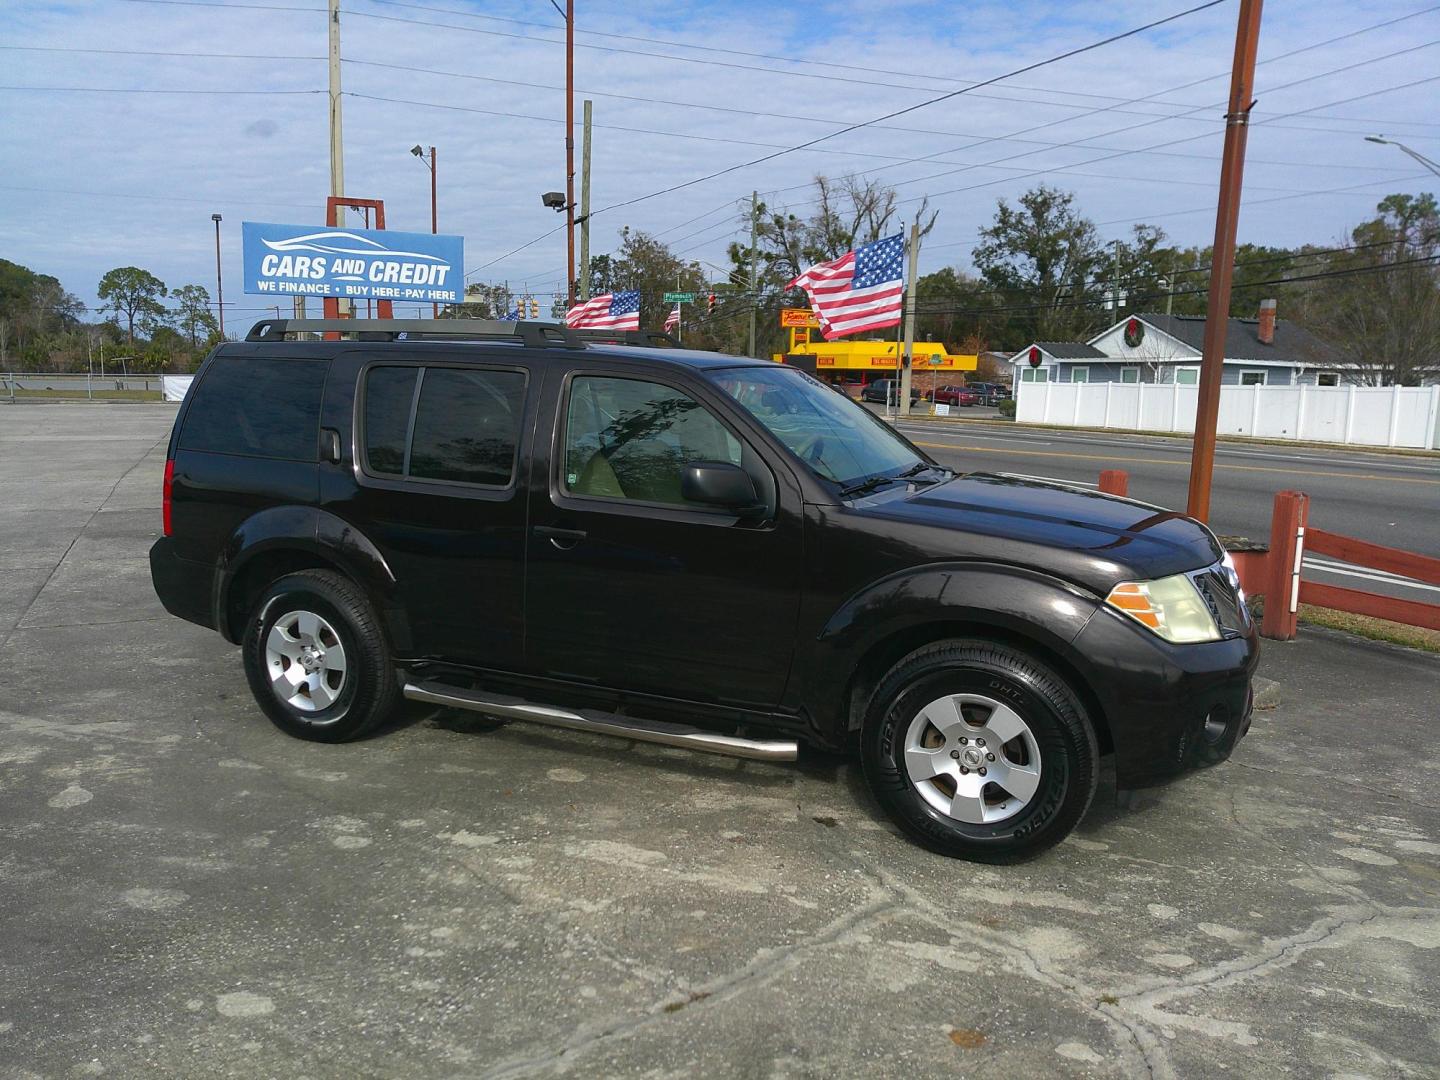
(861, 638, 1099, 862)
(241, 569, 400, 743)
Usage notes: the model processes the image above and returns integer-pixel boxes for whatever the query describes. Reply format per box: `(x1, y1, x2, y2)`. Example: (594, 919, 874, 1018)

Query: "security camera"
(541, 191, 567, 211)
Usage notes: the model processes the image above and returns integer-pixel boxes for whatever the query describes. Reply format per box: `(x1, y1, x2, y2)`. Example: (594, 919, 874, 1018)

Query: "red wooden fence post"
(1261, 490, 1308, 641)
(1098, 469, 1129, 496)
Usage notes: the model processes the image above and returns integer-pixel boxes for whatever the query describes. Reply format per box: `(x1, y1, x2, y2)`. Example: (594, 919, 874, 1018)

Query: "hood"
(852, 472, 1223, 592)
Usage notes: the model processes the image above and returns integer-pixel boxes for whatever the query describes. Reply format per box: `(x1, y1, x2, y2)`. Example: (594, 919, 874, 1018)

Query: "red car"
(930, 385, 979, 406)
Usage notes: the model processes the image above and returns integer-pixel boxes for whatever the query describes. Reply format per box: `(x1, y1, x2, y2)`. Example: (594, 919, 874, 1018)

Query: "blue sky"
(2, 0, 1436, 323)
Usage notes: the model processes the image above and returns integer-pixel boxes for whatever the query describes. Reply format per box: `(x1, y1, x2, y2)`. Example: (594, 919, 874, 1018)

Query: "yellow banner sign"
(780, 308, 820, 328)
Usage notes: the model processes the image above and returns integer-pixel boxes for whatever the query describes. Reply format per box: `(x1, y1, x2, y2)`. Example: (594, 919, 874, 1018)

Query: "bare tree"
(1306, 194, 1439, 385)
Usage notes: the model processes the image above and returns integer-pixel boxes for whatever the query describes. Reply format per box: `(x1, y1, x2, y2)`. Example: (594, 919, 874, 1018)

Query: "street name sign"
(663, 291, 697, 303)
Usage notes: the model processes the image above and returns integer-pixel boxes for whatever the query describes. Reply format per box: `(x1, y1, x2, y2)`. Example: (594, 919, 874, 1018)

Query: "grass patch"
(6, 388, 163, 401)
(1296, 604, 1440, 654)
(1250, 595, 1440, 653)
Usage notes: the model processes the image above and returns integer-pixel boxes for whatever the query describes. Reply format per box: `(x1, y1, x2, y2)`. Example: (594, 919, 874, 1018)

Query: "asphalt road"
(3, 404, 1438, 1079)
(885, 415, 1440, 602)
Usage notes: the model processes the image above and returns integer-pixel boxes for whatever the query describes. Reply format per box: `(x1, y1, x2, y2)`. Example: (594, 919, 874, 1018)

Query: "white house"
(1009, 306, 1353, 389)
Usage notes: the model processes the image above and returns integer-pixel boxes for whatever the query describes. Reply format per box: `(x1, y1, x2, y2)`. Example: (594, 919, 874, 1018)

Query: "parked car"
(860, 378, 920, 405)
(150, 319, 1258, 861)
(930, 385, 979, 407)
(966, 382, 1011, 406)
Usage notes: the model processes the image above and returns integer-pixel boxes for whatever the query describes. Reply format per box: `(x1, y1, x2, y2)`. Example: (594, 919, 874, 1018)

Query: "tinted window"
(180, 355, 326, 460)
(564, 376, 741, 506)
(408, 368, 525, 486)
(363, 366, 418, 476)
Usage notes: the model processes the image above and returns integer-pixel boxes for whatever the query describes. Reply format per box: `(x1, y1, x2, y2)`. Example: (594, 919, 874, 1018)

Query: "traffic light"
(707, 291, 716, 315)
(528, 297, 539, 319)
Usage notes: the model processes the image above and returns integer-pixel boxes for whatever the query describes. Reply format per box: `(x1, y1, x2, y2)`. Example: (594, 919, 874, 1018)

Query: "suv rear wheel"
(861, 638, 1098, 861)
(241, 570, 399, 743)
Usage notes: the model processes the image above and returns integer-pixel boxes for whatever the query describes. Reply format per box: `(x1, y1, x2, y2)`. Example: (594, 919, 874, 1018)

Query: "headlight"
(1105, 574, 1221, 643)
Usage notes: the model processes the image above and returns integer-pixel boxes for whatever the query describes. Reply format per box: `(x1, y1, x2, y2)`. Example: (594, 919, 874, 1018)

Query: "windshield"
(707, 365, 924, 489)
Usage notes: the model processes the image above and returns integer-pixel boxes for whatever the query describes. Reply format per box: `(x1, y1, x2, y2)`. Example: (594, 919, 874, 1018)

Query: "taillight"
(162, 459, 175, 537)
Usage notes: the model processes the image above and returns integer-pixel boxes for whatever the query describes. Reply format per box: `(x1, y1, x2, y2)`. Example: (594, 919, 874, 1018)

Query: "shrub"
(998, 398, 1017, 419)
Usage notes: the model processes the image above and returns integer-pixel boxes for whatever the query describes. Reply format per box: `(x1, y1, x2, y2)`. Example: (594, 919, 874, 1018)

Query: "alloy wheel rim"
(902, 693, 1042, 824)
(264, 609, 348, 715)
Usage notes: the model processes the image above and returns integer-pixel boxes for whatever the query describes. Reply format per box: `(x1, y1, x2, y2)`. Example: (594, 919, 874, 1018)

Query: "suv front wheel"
(241, 569, 400, 743)
(862, 639, 1098, 861)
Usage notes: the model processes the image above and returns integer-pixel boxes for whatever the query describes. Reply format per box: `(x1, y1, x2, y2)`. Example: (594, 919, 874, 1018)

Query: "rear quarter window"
(179, 355, 327, 460)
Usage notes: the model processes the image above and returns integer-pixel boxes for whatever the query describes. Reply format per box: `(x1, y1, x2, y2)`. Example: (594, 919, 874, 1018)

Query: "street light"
(1364, 135, 1440, 178)
(409, 144, 438, 316)
(211, 213, 224, 338)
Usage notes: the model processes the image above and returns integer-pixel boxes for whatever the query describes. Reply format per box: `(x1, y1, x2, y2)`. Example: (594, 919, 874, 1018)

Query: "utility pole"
(327, 0, 348, 317)
(579, 99, 592, 301)
(1165, 255, 1175, 316)
(747, 190, 758, 357)
(1187, 0, 1263, 523)
(429, 145, 437, 317)
(1112, 238, 1122, 313)
(564, 0, 576, 309)
(899, 220, 920, 417)
(211, 213, 225, 338)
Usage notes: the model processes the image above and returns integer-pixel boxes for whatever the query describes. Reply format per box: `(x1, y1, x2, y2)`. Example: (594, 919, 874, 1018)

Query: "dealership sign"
(241, 222, 464, 303)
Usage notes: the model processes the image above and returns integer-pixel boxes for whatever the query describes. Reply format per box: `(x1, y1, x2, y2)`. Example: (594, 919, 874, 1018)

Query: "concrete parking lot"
(2, 404, 1438, 1078)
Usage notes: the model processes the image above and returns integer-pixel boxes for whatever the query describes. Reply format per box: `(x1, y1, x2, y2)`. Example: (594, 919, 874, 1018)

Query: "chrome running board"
(402, 681, 798, 763)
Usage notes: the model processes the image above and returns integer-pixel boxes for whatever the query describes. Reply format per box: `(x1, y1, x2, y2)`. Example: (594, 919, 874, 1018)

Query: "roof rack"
(243, 318, 588, 350)
(570, 328, 683, 349)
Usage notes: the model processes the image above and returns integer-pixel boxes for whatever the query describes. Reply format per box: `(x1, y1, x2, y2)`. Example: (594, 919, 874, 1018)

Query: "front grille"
(1191, 563, 1250, 638)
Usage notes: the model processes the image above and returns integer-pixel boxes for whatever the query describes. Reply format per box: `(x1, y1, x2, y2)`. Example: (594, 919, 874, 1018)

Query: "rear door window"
(361, 364, 526, 488)
(180, 355, 327, 460)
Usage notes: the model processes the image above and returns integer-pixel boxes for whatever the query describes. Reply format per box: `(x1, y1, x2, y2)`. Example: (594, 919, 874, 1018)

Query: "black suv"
(151, 319, 1257, 860)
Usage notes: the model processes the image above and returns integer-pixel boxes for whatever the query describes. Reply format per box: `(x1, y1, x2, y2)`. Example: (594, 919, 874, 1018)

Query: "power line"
(333, 58, 1424, 175)
(584, 1, 1230, 218)
(460, 0, 1231, 274)
(0, 85, 320, 95)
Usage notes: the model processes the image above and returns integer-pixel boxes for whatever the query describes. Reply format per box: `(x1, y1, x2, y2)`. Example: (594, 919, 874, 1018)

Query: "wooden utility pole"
(747, 190, 759, 357)
(327, 0, 349, 318)
(578, 99, 592, 301)
(899, 220, 920, 417)
(564, 0, 576, 309)
(1187, 0, 1263, 522)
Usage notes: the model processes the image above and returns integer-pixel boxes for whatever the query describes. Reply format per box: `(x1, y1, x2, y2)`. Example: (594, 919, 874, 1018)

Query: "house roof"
(1129, 313, 1350, 366)
(1010, 342, 1107, 361)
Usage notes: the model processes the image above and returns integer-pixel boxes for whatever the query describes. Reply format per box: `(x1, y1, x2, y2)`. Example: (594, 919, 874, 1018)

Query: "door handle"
(535, 525, 587, 548)
(320, 427, 342, 464)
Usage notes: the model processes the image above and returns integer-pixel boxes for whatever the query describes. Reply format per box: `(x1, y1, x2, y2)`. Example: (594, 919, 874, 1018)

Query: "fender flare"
(801, 561, 1102, 740)
(213, 506, 402, 645)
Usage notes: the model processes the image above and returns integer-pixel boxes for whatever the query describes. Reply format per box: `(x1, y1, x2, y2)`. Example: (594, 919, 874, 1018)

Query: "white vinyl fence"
(1016, 381, 1440, 449)
(161, 375, 194, 401)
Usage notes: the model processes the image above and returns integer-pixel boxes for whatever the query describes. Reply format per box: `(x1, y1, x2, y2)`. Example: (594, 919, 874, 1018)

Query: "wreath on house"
(1123, 318, 1145, 348)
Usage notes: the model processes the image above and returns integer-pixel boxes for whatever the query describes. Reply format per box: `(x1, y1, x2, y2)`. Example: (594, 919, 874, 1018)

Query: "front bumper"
(1073, 606, 1260, 789)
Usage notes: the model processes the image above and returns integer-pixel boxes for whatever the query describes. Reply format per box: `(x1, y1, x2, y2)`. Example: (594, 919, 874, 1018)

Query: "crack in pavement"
(477, 890, 900, 1080)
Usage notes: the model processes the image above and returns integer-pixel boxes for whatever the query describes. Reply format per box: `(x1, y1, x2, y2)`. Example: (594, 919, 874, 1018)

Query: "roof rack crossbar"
(244, 318, 588, 350)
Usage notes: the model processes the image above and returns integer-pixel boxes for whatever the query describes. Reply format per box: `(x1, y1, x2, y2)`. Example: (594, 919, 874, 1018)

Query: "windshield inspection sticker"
(242, 222, 464, 303)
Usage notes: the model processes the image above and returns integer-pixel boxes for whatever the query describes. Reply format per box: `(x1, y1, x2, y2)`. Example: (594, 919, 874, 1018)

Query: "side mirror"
(681, 461, 760, 512)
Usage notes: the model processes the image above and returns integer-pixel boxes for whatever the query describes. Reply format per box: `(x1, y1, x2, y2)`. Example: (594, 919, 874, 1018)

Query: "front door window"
(562, 376, 742, 507)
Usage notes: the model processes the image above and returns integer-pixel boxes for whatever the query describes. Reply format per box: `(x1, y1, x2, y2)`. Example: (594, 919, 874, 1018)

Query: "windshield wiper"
(838, 462, 942, 500)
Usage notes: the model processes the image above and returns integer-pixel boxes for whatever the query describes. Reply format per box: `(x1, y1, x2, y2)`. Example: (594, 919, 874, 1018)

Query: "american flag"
(565, 290, 641, 330)
(499, 305, 520, 322)
(664, 306, 680, 332)
(787, 234, 905, 341)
